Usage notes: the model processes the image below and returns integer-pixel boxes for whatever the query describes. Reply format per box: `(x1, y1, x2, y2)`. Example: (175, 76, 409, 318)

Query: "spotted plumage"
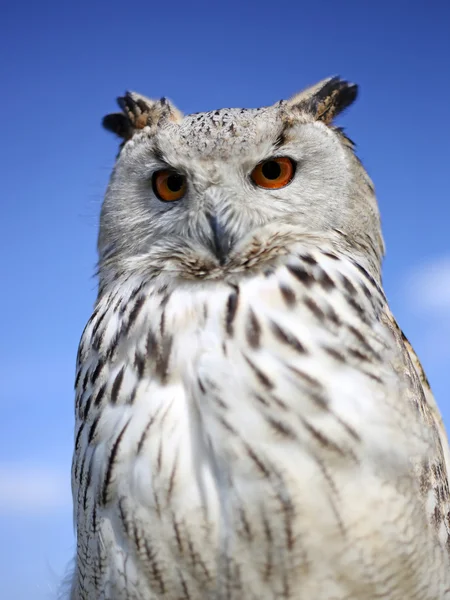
(70, 77, 450, 599)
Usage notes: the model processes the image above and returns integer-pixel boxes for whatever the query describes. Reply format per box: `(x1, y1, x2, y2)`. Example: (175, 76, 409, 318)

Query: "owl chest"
(82, 275, 365, 520)
(88, 296, 355, 567)
(88, 331, 345, 599)
(75, 275, 449, 599)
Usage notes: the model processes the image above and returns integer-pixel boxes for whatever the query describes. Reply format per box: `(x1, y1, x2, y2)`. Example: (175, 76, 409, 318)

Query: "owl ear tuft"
(102, 112, 134, 140)
(287, 77, 358, 125)
(102, 92, 183, 141)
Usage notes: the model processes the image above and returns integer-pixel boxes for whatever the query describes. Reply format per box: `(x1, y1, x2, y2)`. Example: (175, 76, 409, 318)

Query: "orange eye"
(153, 170, 187, 202)
(251, 157, 295, 189)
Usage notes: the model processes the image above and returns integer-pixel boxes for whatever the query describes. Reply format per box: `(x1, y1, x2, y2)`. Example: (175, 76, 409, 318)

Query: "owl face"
(99, 78, 383, 281)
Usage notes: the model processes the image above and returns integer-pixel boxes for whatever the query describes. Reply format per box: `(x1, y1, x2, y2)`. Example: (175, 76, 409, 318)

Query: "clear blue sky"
(1, 1, 449, 598)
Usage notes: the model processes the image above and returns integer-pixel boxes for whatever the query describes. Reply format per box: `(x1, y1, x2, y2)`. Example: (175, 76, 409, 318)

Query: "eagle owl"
(71, 77, 450, 599)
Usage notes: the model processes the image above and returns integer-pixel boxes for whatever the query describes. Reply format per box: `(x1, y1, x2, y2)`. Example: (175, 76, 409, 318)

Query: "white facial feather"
(98, 80, 382, 289)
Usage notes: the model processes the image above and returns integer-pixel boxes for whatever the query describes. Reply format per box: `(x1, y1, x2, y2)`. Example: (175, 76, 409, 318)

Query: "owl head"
(99, 77, 384, 285)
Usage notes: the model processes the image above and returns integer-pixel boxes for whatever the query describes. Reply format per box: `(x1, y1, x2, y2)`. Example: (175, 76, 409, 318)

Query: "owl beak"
(206, 214, 234, 265)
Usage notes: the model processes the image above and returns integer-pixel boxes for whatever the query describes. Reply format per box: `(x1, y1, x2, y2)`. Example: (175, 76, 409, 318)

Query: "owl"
(70, 77, 450, 599)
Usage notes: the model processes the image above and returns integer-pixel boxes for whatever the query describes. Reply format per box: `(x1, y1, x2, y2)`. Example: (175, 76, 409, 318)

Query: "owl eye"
(153, 170, 187, 202)
(251, 157, 295, 189)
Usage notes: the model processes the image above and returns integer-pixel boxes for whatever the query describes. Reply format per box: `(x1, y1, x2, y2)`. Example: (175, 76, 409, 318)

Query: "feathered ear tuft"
(102, 112, 134, 139)
(287, 77, 358, 125)
(102, 92, 183, 141)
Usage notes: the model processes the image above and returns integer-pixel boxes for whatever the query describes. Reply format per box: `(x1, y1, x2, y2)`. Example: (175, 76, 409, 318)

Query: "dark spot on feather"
(146, 329, 157, 358)
(143, 538, 166, 593)
(134, 352, 145, 378)
(300, 254, 317, 266)
(432, 504, 442, 527)
(348, 348, 369, 362)
(253, 393, 270, 407)
(246, 308, 261, 348)
(159, 310, 166, 337)
(83, 455, 94, 511)
(212, 393, 228, 410)
(75, 453, 87, 488)
(82, 393, 93, 420)
(127, 386, 137, 405)
(302, 418, 345, 456)
(326, 304, 341, 326)
(361, 283, 372, 300)
(346, 296, 369, 322)
(352, 260, 379, 289)
(157, 440, 163, 473)
(239, 507, 253, 540)
(198, 377, 206, 394)
(75, 422, 85, 450)
(286, 264, 314, 287)
(367, 372, 383, 384)
(225, 287, 239, 335)
(137, 415, 157, 454)
(244, 354, 274, 389)
(172, 519, 183, 554)
(308, 390, 330, 408)
(167, 453, 178, 502)
(245, 443, 271, 478)
(82, 369, 90, 393)
(317, 268, 335, 290)
(279, 283, 296, 306)
(323, 251, 339, 260)
(91, 331, 103, 352)
(287, 365, 323, 389)
(347, 325, 379, 358)
(270, 321, 306, 353)
(128, 281, 145, 302)
(90, 356, 105, 384)
(124, 295, 145, 333)
(105, 328, 122, 361)
(219, 416, 238, 434)
(110, 368, 124, 404)
(324, 346, 346, 362)
(133, 522, 142, 553)
(74, 368, 82, 390)
(118, 498, 131, 537)
(154, 337, 173, 383)
(100, 419, 130, 506)
(304, 297, 325, 321)
(269, 393, 289, 410)
(88, 413, 101, 444)
(93, 383, 106, 407)
(341, 275, 357, 296)
(91, 306, 108, 337)
(184, 534, 211, 580)
(266, 416, 296, 439)
(262, 516, 273, 580)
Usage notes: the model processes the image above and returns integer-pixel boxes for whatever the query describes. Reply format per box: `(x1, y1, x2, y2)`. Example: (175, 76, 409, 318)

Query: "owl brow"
(273, 127, 289, 150)
(151, 141, 166, 163)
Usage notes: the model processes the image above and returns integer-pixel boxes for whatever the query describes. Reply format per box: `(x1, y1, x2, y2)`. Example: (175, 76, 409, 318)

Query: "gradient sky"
(1, 1, 449, 598)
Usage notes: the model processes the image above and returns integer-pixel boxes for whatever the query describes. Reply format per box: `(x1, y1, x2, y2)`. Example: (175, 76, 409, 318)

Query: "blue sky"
(1, 1, 449, 598)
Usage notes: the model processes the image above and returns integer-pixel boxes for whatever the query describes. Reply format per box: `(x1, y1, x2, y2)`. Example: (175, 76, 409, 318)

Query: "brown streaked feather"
(382, 306, 450, 549)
